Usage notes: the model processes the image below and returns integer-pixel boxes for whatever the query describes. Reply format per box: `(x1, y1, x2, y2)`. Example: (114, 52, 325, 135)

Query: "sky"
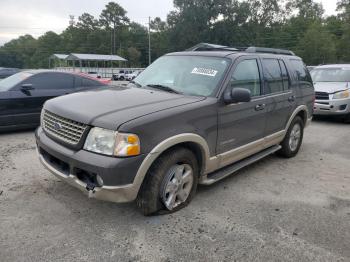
(0, 0, 339, 46)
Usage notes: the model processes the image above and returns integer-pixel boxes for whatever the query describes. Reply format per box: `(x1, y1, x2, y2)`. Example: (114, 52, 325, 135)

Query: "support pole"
(148, 16, 151, 65)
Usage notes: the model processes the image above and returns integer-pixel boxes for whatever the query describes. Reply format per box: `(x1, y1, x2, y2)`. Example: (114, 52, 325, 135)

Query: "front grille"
(42, 110, 87, 145)
(315, 92, 329, 100)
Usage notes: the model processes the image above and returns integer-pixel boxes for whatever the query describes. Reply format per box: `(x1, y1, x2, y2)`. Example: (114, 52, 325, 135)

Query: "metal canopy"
(50, 54, 69, 60)
(66, 53, 127, 62)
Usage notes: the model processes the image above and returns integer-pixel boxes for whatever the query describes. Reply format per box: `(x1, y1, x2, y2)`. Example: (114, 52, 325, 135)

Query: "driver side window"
(229, 59, 261, 97)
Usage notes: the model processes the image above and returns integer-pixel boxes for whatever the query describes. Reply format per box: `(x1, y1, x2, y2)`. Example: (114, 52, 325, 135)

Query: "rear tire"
(277, 116, 304, 158)
(136, 147, 198, 216)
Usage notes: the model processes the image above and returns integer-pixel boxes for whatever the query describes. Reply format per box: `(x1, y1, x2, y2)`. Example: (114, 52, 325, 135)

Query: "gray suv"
(35, 44, 314, 215)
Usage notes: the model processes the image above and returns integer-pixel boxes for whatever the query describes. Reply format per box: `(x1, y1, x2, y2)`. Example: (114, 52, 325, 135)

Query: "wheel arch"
(131, 134, 210, 197)
(286, 105, 308, 130)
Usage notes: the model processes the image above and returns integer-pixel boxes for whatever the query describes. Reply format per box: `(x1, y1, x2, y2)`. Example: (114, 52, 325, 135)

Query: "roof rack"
(187, 43, 295, 56)
(187, 43, 238, 52)
(245, 47, 295, 56)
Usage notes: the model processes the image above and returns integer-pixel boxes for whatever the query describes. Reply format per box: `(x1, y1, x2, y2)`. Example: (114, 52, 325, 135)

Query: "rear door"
(9, 72, 74, 125)
(217, 56, 269, 167)
(261, 58, 296, 138)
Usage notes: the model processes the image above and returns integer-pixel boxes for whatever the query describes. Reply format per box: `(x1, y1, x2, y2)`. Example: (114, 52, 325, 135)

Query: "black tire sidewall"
(283, 116, 304, 157)
(137, 147, 199, 215)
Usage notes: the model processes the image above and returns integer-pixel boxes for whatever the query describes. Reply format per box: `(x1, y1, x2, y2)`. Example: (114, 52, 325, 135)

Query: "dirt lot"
(0, 119, 349, 262)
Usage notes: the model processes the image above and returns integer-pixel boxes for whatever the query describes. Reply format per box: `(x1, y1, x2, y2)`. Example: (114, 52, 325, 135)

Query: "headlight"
(83, 127, 140, 157)
(333, 90, 350, 99)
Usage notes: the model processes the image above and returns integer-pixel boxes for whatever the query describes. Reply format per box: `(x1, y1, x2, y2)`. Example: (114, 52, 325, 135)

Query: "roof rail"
(187, 43, 295, 56)
(245, 47, 295, 56)
(187, 43, 238, 52)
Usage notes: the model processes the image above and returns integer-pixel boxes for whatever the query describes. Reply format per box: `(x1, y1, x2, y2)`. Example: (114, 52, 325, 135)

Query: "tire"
(344, 113, 350, 123)
(277, 116, 304, 158)
(136, 147, 199, 216)
(119, 76, 125, 81)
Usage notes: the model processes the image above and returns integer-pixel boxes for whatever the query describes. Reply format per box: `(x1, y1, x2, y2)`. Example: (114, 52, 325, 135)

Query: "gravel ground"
(0, 119, 349, 262)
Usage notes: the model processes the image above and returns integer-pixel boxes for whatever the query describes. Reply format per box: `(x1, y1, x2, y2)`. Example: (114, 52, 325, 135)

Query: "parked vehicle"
(0, 70, 108, 131)
(311, 64, 350, 121)
(0, 67, 20, 79)
(87, 71, 101, 79)
(35, 44, 314, 215)
(125, 70, 141, 81)
(307, 66, 316, 72)
(82, 72, 111, 85)
(112, 69, 134, 81)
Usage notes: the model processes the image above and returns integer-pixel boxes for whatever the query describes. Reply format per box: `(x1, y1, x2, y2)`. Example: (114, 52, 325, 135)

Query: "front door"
(217, 57, 268, 167)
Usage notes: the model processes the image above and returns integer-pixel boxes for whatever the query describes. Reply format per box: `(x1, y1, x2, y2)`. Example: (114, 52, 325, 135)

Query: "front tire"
(277, 116, 304, 158)
(136, 147, 198, 216)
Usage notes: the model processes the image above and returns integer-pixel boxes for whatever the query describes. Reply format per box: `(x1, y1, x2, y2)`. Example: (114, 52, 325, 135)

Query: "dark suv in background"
(35, 43, 314, 215)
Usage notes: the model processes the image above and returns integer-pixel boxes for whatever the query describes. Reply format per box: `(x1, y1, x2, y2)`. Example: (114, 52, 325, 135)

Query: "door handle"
(288, 95, 296, 102)
(255, 104, 265, 111)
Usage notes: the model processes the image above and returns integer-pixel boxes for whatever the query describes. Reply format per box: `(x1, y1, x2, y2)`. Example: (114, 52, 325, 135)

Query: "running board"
(200, 145, 281, 185)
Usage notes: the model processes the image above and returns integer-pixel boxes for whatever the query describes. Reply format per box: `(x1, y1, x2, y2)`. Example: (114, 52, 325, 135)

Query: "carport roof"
(50, 54, 69, 60)
(66, 53, 127, 62)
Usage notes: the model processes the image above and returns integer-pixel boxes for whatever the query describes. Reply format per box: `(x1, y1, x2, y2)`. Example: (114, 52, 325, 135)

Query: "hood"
(44, 86, 206, 130)
(314, 82, 349, 94)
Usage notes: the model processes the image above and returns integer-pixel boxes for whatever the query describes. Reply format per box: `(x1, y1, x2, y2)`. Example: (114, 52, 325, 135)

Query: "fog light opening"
(75, 168, 103, 191)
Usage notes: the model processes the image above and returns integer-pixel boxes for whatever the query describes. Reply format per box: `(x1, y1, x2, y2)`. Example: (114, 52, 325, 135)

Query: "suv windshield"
(0, 72, 33, 91)
(133, 55, 230, 96)
(311, 68, 350, 82)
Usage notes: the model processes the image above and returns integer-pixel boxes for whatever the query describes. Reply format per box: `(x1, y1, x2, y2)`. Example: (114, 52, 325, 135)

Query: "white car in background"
(125, 70, 141, 81)
(311, 64, 350, 121)
(87, 71, 102, 79)
(113, 70, 134, 81)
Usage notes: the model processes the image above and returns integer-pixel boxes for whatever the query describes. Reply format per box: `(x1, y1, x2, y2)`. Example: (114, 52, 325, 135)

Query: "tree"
(99, 2, 130, 55)
(76, 13, 99, 30)
(127, 47, 141, 67)
(296, 22, 336, 65)
(337, 0, 350, 21)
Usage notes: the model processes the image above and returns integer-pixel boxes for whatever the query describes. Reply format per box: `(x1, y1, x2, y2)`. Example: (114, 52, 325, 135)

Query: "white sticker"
(191, 67, 218, 77)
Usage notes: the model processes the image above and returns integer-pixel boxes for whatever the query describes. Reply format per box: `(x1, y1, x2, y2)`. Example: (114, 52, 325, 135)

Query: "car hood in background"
(44, 86, 206, 130)
(314, 82, 349, 94)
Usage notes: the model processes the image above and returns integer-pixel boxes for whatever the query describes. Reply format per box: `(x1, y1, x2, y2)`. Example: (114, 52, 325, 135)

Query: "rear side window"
(290, 59, 313, 87)
(23, 73, 74, 90)
(262, 59, 284, 93)
(279, 60, 290, 90)
(229, 59, 261, 96)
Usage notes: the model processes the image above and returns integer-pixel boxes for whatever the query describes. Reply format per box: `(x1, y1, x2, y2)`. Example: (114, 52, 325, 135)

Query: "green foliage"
(1, 0, 350, 69)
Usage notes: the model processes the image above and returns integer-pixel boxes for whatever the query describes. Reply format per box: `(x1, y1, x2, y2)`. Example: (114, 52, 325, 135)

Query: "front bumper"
(35, 127, 145, 203)
(314, 98, 350, 116)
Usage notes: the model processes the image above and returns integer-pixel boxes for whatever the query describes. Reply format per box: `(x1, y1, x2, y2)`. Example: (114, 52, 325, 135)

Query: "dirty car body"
(35, 46, 314, 214)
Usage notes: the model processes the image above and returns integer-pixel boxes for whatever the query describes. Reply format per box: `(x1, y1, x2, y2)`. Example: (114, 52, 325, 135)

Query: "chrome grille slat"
(43, 110, 87, 145)
(44, 117, 83, 136)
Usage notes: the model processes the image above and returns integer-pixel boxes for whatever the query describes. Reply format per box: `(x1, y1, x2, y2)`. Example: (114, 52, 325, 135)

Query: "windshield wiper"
(129, 80, 142, 88)
(146, 84, 182, 94)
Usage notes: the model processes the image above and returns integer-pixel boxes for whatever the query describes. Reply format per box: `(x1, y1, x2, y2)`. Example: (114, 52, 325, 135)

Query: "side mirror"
(224, 87, 251, 104)
(21, 83, 34, 91)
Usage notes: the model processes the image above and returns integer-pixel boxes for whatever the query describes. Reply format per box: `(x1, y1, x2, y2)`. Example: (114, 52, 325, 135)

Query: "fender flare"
(129, 133, 211, 199)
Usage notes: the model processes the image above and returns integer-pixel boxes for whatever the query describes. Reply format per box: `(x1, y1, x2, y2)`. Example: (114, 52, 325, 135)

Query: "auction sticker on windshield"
(191, 67, 218, 77)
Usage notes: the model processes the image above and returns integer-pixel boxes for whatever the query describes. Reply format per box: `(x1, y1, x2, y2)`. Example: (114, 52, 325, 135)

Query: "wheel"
(119, 76, 125, 81)
(277, 116, 304, 158)
(344, 113, 350, 123)
(136, 147, 198, 216)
